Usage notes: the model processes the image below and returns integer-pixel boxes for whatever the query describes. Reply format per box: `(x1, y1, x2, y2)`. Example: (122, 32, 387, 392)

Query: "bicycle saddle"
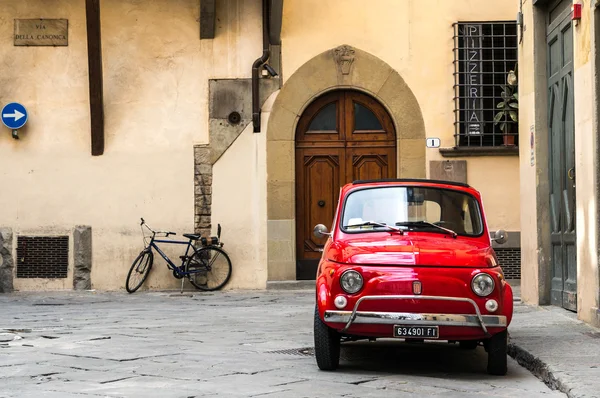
(183, 233, 201, 241)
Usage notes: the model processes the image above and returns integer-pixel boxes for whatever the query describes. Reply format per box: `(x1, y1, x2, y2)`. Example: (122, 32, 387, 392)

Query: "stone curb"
(507, 341, 571, 397)
(266, 280, 316, 291)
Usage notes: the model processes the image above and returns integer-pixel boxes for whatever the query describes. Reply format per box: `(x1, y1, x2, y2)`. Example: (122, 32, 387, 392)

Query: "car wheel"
(459, 340, 479, 350)
(486, 330, 508, 375)
(314, 305, 340, 371)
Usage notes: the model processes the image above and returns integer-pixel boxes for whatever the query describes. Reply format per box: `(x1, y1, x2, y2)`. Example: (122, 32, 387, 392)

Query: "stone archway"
(266, 44, 426, 281)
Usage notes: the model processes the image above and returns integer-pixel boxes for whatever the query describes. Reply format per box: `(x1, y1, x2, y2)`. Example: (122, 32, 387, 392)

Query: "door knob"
(317, 200, 325, 207)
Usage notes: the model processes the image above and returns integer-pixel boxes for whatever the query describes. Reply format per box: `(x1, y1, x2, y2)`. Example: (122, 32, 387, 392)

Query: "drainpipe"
(252, 0, 270, 133)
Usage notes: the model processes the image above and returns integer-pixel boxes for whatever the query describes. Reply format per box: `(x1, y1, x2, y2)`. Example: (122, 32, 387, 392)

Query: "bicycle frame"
(149, 237, 196, 277)
(140, 219, 210, 277)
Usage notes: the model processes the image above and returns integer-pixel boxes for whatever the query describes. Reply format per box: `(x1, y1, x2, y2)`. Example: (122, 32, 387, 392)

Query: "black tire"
(314, 306, 340, 370)
(125, 249, 153, 293)
(486, 330, 508, 375)
(459, 340, 479, 350)
(186, 246, 232, 291)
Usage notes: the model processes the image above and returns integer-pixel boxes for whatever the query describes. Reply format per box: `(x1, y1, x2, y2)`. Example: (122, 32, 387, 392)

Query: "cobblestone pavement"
(0, 290, 566, 398)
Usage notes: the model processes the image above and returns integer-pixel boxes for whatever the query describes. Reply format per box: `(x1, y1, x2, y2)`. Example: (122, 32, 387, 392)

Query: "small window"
(308, 103, 336, 131)
(453, 22, 519, 147)
(354, 102, 383, 131)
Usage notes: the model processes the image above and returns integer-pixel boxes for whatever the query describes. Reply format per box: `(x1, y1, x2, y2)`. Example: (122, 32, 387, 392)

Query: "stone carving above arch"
(265, 44, 426, 282)
(333, 45, 356, 76)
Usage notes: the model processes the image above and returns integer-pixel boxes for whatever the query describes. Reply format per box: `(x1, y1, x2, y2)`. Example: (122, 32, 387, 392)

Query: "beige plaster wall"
(0, 0, 262, 291)
(518, 0, 542, 305)
(211, 112, 269, 290)
(574, 59, 599, 323)
(281, 0, 521, 231)
(573, 4, 599, 324)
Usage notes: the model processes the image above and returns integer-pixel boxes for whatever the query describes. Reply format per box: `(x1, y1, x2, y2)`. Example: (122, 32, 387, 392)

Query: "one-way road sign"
(2, 103, 28, 130)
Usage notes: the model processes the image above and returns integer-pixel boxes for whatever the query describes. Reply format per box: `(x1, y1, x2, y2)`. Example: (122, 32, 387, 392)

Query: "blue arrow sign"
(2, 103, 28, 130)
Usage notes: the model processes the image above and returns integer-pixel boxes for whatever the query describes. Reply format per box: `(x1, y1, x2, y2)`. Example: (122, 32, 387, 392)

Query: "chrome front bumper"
(325, 295, 506, 336)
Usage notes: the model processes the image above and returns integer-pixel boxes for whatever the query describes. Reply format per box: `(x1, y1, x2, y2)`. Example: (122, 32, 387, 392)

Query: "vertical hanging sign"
(530, 125, 535, 166)
(464, 24, 484, 135)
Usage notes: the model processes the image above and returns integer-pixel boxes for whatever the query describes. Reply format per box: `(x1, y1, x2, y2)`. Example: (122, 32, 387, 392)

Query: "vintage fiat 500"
(313, 179, 512, 375)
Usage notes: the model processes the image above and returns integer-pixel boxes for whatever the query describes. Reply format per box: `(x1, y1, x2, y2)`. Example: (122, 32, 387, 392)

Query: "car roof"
(351, 178, 471, 188)
(343, 178, 480, 198)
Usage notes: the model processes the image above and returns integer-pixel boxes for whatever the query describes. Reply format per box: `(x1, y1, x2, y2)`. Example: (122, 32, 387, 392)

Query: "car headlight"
(471, 273, 495, 297)
(340, 270, 363, 294)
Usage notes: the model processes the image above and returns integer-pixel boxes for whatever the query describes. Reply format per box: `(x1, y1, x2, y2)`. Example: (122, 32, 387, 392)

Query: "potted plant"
(494, 67, 518, 146)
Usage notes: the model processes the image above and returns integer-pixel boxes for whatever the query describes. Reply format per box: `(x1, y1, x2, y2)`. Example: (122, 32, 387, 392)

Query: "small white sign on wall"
(530, 125, 535, 166)
(426, 137, 441, 148)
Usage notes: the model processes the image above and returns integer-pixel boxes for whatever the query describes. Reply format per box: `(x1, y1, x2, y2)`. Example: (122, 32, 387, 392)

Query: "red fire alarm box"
(572, 2, 582, 20)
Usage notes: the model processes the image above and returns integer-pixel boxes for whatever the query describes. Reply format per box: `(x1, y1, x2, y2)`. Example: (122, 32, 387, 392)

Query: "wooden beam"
(200, 0, 216, 39)
(85, 0, 104, 156)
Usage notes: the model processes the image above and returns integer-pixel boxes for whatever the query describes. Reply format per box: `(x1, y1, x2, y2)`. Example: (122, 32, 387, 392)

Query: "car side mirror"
(492, 229, 508, 244)
(313, 224, 331, 239)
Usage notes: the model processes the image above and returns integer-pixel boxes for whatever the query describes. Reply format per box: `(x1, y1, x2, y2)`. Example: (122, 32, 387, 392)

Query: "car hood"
(327, 234, 496, 267)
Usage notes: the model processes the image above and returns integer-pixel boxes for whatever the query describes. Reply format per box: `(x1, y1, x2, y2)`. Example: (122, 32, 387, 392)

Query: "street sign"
(426, 137, 441, 148)
(1, 102, 28, 130)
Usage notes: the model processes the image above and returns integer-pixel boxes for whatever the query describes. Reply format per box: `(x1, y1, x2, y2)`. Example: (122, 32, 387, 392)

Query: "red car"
(313, 178, 513, 375)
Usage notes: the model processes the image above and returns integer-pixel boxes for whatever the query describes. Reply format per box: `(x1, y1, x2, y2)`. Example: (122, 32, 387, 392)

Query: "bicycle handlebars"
(140, 218, 176, 237)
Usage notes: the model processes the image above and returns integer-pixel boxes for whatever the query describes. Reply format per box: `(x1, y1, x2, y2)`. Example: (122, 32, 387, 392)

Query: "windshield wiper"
(344, 221, 404, 235)
(395, 221, 457, 238)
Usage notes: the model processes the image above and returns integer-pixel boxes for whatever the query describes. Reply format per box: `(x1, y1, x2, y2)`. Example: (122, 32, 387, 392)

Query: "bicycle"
(125, 218, 232, 293)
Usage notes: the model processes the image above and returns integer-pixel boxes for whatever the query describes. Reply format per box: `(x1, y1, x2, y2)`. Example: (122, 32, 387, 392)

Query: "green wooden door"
(546, 0, 577, 312)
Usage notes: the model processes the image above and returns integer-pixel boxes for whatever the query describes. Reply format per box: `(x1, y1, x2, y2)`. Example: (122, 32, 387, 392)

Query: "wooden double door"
(295, 90, 397, 280)
(546, 0, 577, 312)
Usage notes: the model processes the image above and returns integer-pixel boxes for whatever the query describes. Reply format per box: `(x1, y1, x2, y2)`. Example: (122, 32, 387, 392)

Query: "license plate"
(393, 325, 439, 339)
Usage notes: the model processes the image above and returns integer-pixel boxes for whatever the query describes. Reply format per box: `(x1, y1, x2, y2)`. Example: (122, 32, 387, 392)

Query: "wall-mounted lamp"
(262, 63, 278, 77)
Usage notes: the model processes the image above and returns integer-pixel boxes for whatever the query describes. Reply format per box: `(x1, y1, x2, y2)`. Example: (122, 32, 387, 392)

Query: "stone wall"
(0, 228, 14, 293)
(73, 226, 92, 290)
(194, 146, 213, 237)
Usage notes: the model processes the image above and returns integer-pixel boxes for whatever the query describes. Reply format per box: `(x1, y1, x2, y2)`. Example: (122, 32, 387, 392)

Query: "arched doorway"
(295, 90, 397, 279)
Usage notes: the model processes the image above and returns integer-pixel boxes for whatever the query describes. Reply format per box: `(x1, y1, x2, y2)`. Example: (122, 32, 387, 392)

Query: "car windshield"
(341, 186, 483, 237)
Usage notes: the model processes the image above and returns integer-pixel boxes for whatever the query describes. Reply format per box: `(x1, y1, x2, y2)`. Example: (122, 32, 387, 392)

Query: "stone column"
(0, 228, 14, 293)
(73, 226, 92, 290)
(194, 146, 212, 237)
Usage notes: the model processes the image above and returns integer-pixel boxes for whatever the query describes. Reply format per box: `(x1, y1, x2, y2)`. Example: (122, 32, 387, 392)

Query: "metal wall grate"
(496, 248, 521, 279)
(453, 21, 519, 147)
(16, 236, 69, 278)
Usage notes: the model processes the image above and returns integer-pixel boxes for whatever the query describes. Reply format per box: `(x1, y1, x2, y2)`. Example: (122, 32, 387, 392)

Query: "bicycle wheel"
(125, 249, 154, 293)
(186, 246, 232, 291)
